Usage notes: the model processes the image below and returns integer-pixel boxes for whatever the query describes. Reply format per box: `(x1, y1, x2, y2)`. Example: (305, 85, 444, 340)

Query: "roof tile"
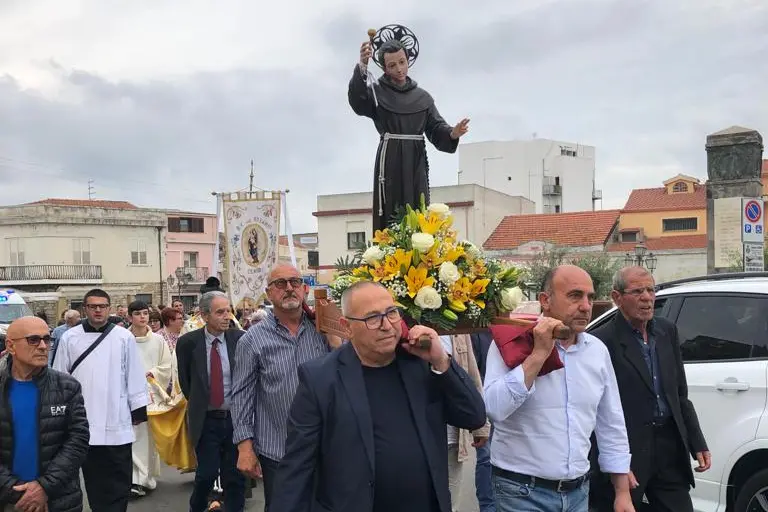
(606, 234, 707, 252)
(25, 198, 138, 209)
(622, 185, 705, 212)
(483, 210, 620, 250)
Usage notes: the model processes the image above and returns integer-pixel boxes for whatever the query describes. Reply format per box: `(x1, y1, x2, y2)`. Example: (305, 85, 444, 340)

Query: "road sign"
(742, 198, 765, 243)
(744, 242, 765, 272)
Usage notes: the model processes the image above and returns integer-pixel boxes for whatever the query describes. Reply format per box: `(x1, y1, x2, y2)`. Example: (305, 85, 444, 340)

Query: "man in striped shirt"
(231, 264, 333, 511)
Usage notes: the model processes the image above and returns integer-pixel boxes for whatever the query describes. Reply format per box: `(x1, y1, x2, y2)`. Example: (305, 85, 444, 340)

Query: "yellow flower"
(421, 245, 444, 268)
(370, 262, 395, 282)
(417, 212, 444, 235)
(470, 278, 491, 309)
(443, 245, 465, 263)
(449, 277, 472, 303)
(471, 260, 488, 277)
(385, 249, 413, 276)
(373, 229, 394, 245)
(404, 265, 435, 298)
(352, 266, 371, 277)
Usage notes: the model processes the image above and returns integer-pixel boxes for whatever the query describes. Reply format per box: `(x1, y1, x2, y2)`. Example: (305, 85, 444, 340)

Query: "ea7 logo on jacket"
(50, 405, 67, 416)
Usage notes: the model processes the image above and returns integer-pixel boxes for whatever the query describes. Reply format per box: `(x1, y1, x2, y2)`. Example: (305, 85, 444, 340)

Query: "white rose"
(427, 203, 450, 217)
(411, 232, 435, 253)
(500, 287, 525, 312)
(414, 286, 442, 310)
(438, 261, 460, 285)
(362, 245, 385, 265)
(463, 241, 481, 259)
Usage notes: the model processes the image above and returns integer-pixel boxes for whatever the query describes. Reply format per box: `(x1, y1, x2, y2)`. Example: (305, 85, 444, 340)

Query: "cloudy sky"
(0, 0, 766, 233)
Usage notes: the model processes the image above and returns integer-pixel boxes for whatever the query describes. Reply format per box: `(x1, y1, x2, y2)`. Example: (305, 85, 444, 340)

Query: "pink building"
(163, 211, 217, 308)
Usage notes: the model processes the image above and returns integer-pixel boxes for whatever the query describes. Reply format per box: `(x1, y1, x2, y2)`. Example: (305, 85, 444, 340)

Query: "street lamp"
(624, 243, 658, 273)
(167, 269, 192, 304)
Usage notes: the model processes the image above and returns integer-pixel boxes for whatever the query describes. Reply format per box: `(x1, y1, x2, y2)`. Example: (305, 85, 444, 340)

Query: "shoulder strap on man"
(69, 322, 116, 375)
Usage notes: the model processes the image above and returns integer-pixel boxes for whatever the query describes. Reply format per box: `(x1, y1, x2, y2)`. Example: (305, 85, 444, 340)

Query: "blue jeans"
(493, 473, 589, 512)
(189, 415, 246, 512)
(475, 442, 495, 512)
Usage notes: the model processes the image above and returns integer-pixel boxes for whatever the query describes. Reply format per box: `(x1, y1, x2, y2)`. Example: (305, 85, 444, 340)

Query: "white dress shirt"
(484, 331, 630, 480)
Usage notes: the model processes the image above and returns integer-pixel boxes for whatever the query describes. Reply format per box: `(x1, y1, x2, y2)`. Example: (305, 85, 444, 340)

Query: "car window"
(676, 295, 768, 362)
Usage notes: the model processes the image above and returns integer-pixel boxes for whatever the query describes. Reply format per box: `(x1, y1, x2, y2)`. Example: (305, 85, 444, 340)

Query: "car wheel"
(735, 468, 768, 512)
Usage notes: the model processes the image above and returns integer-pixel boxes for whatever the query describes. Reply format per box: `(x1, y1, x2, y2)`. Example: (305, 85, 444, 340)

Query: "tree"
(521, 246, 621, 299)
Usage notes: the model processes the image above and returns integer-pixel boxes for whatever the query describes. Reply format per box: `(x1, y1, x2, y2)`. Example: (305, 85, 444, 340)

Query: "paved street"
(82, 450, 480, 511)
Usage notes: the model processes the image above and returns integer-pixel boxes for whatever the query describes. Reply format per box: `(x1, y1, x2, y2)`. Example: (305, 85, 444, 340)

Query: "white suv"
(587, 272, 768, 512)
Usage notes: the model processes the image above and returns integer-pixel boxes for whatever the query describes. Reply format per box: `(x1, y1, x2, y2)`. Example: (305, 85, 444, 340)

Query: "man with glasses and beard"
(231, 264, 336, 510)
(53, 289, 149, 512)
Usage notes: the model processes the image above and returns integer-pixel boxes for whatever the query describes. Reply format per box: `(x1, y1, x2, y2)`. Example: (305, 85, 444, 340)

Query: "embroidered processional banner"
(222, 192, 281, 307)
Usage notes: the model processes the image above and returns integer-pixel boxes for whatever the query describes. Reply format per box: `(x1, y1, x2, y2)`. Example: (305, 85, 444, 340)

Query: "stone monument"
(705, 126, 765, 274)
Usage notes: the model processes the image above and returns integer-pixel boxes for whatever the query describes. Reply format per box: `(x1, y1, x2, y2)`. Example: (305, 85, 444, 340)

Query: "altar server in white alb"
(127, 300, 173, 498)
(54, 289, 150, 512)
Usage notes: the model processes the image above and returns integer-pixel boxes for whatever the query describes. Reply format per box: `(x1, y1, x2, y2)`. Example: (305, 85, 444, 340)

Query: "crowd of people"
(0, 263, 710, 512)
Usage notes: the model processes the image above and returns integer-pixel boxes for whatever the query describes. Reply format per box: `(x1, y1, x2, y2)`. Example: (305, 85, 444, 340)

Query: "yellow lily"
(373, 229, 394, 245)
(385, 249, 413, 276)
(421, 245, 444, 268)
(470, 278, 491, 309)
(443, 245, 464, 263)
(417, 212, 444, 235)
(404, 265, 435, 298)
(449, 277, 472, 303)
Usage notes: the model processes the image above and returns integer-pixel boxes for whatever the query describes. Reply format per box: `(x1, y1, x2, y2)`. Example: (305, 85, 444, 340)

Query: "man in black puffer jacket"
(0, 316, 90, 512)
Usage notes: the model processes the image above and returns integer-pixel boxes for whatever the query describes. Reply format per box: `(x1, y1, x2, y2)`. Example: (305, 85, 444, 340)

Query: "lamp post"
(167, 268, 192, 305)
(624, 243, 658, 273)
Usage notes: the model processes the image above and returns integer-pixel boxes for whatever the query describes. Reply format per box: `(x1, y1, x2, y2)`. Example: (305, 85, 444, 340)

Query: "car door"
(669, 293, 768, 509)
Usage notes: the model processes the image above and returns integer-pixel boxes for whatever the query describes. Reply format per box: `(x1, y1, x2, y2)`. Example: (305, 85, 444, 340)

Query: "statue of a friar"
(348, 25, 470, 232)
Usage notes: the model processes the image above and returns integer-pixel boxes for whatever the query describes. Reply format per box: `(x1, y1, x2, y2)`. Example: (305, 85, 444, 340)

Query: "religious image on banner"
(223, 194, 280, 306)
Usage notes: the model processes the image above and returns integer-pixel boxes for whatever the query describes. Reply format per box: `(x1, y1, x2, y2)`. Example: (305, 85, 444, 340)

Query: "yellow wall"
(618, 209, 706, 238)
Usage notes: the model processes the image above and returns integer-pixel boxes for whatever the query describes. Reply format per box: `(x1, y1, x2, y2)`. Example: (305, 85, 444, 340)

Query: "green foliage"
(521, 246, 621, 299)
(334, 251, 363, 275)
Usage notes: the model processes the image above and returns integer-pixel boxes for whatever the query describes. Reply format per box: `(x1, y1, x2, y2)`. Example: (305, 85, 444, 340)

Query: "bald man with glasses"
(0, 316, 90, 512)
(231, 264, 335, 510)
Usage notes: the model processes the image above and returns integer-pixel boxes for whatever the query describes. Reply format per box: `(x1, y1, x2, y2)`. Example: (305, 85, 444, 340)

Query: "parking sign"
(742, 198, 765, 243)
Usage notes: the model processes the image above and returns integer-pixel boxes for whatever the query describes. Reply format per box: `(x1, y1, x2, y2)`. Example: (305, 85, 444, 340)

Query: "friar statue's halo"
(370, 24, 420, 71)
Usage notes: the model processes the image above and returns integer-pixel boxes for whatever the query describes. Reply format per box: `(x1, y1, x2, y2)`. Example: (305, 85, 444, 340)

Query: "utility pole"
(249, 159, 255, 198)
(88, 179, 95, 200)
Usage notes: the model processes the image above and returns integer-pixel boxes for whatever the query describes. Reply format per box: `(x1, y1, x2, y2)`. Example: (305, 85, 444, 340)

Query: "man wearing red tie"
(177, 291, 246, 512)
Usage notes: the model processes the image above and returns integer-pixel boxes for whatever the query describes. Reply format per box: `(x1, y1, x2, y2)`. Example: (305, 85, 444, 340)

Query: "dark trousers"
(592, 424, 693, 512)
(475, 428, 495, 512)
(82, 444, 132, 512)
(190, 414, 245, 512)
(259, 455, 280, 511)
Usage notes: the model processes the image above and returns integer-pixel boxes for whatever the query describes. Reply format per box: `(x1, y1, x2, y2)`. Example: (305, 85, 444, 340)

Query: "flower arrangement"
(329, 196, 525, 331)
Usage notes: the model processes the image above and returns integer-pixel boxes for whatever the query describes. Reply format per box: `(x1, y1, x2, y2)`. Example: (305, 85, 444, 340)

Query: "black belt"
(206, 409, 230, 419)
(492, 466, 589, 493)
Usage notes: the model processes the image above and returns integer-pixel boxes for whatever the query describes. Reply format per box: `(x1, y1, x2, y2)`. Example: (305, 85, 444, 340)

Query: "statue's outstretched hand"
(360, 41, 372, 66)
(450, 118, 470, 139)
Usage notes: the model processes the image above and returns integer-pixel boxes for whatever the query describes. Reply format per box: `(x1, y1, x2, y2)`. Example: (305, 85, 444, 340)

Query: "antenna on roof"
(88, 179, 95, 200)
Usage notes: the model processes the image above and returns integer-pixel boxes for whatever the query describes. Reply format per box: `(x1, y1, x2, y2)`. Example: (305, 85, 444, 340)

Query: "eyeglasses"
(10, 334, 52, 346)
(85, 303, 110, 311)
(346, 307, 402, 330)
(621, 287, 656, 297)
(268, 278, 304, 290)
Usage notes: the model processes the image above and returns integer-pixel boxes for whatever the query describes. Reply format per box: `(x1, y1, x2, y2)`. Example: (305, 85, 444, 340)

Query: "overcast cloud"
(0, 0, 766, 233)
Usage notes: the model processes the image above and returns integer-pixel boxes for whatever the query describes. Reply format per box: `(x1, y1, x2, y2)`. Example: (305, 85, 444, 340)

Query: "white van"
(0, 289, 33, 340)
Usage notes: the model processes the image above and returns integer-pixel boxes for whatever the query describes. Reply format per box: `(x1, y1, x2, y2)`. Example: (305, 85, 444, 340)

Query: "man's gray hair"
(199, 291, 228, 314)
(612, 266, 652, 293)
(341, 281, 386, 316)
(63, 309, 80, 322)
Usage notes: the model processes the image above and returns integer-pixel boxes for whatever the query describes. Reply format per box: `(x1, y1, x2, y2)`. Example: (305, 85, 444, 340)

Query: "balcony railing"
(593, 189, 603, 200)
(542, 184, 562, 196)
(0, 265, 102, 282)
(177, 266, 209, 283)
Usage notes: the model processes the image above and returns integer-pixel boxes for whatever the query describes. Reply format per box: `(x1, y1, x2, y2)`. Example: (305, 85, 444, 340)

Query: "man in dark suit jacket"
(590, 266, 710, 512)
(176, 291, 246, 512)
(270, 281, 487, 512)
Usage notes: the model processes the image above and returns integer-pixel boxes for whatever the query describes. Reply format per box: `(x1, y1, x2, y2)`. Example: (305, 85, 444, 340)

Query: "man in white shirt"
(53, 289, 149, 512)
(484, 265, 634, 512)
